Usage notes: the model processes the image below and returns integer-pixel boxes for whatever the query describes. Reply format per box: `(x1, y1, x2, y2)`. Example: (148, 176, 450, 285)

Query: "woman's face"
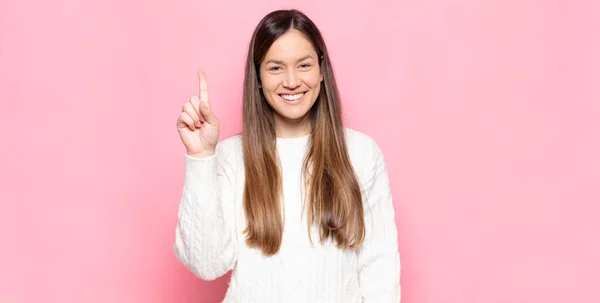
(259, 29, 323, 134)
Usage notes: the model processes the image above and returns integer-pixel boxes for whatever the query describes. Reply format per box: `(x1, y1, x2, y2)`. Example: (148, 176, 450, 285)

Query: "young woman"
(175, 9, 401, 302)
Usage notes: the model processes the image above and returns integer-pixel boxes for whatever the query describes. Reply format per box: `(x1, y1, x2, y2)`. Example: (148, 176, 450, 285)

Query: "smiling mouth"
(279, 92, 306, 101)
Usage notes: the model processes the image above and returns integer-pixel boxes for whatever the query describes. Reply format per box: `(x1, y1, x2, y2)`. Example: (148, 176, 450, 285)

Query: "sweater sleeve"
(173, 143, 238, 281)
(357, 140, 401, 302)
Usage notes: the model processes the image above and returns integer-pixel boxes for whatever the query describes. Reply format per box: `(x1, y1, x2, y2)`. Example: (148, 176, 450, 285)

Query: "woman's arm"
(174, 142, 238, 280)
(357, 139, 401, 302)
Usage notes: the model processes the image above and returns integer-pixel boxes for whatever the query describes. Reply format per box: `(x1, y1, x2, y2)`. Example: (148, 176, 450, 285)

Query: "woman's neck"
(274, 116, 312, 138)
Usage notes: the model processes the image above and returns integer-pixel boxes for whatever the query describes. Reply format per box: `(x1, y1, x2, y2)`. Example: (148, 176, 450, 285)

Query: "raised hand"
(176, 71, 220, 158)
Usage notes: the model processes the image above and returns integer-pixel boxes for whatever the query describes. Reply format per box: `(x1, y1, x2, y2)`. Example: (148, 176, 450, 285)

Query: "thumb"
(200, 102, 219, 126)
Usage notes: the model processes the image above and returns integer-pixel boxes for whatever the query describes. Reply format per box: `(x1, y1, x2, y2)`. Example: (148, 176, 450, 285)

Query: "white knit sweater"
(174, 128, 401, 302)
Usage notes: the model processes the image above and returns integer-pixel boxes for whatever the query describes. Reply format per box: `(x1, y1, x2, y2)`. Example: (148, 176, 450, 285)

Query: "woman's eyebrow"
(264, 55, 314, 65)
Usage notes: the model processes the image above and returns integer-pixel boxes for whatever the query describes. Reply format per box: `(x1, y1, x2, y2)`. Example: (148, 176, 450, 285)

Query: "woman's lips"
(279, 92, 306, 104)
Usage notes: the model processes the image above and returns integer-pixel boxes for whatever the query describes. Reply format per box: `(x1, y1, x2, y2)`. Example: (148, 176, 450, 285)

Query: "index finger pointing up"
(198, 71, 210, 107)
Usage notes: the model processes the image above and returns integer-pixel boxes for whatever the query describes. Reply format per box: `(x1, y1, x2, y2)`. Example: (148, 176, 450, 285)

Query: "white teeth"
(280, 93, 304, 101)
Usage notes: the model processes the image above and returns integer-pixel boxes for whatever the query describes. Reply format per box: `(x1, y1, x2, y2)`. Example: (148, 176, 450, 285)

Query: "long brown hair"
(241, 9, 365, 256)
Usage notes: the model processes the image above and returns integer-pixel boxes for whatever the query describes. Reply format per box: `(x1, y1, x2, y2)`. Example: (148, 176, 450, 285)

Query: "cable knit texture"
(174, 128, 401, 303)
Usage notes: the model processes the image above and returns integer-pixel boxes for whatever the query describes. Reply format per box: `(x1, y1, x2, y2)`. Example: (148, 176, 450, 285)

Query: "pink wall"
(1, 0, 599, 302)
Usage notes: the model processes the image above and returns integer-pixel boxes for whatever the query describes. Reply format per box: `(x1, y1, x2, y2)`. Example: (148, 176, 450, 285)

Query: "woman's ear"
(256, 65, 262, 88)
(320, 55, 324, 82)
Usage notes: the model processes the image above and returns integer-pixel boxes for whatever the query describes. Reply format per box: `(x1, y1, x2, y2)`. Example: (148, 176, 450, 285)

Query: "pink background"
(1, 0, 599, 302)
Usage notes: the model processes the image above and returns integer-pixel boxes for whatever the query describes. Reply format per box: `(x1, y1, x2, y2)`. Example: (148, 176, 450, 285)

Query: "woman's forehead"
(264, 30, 316, 59)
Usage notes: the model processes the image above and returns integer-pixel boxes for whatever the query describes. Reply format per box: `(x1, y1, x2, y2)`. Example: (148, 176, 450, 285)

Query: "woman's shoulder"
(216, 133, 243, 159)
(217, 133, 242, 149)
(343, 127, 390, 194)
(343, 127, 387, 168)
(344, 127, 384, 155)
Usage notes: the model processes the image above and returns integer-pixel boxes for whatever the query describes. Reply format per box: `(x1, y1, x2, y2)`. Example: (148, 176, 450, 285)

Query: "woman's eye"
(300, 64, 311, 68)
(269, 66, 281, 71)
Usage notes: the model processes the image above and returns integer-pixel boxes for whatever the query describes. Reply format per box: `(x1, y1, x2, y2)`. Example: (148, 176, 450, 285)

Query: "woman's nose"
(282, 70, 301, 89)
